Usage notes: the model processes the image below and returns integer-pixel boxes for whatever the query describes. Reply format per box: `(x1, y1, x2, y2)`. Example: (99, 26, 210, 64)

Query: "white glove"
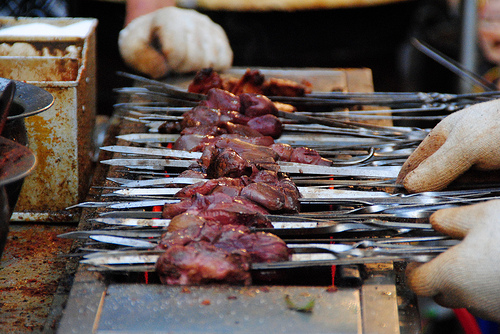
(397, 99, 500, 193)
(118, 7, 233, 79)
(406, 200, 500, 322)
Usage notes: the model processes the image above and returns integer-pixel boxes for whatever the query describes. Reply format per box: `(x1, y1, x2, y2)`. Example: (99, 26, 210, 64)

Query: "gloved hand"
(397, 99, 500, 193)
(406, 200, 500, 322)
(118, 7, 233, 79)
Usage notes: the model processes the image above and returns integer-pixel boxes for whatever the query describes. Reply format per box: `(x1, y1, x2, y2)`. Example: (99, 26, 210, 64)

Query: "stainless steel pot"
(0, 78, 53, 259)
(0, 136, 36, 259)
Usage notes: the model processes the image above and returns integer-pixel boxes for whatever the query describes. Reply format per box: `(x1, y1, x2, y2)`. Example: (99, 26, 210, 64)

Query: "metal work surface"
(0, 223, 76, 332)
(57, 264, 419, 334)
(99, 285, 362, 333)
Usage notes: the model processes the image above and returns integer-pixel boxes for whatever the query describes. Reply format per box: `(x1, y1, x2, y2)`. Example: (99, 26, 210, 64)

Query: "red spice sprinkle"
(201, 299, 211, 306)
(326, 285, 338, 293)
(181, 287, 191, 294)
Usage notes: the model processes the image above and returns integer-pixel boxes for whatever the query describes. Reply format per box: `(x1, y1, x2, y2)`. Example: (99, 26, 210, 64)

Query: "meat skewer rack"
(57, 68, 448, 333)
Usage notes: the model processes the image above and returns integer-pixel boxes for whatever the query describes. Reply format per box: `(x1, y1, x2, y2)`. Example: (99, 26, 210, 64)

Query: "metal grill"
(56, 68, 500, 333)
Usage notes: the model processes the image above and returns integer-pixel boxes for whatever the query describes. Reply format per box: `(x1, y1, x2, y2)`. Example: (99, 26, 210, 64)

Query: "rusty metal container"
(0, 17, 97, 222)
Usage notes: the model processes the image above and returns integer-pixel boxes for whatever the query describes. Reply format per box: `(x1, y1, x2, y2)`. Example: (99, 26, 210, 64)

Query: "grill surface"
(56, 68, 421, 333)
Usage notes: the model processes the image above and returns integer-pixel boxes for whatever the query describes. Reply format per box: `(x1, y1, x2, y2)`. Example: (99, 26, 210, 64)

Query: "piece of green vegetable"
(284, 294, 315, 313)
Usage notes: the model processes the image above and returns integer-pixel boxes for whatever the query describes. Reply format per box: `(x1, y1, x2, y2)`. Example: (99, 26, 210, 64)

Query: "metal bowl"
(0, 78, 52, 259)
(0, 78, 53, 211)
(0, 136, 36, 259)
(5, 77, 54, 122)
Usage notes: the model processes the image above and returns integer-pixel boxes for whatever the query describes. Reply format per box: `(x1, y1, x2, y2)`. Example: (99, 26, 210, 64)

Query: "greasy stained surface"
(0, 115, 116, 333)
(0, 223, 76, 333)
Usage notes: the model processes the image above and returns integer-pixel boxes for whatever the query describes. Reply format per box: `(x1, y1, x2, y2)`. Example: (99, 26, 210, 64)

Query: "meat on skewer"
(156, 243, 253, 285)
(155, 221, 290, 285)
(152, 71, 324, 285)
(162, 192, 273, 228)
(173, 173, 301, 213)
(163, 86, 333, 166)
(171, 88, 283, 138)
(187, 67, 311, 97)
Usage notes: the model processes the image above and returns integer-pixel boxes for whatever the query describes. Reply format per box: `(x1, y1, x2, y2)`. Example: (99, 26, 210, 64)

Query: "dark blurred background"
(67, 0, 476, 116)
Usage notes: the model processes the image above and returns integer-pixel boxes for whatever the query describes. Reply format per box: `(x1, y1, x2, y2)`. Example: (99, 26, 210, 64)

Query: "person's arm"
(125, 0, 176, 25)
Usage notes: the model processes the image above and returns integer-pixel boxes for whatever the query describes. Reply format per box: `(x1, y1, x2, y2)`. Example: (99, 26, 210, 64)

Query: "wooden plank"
(343, 67, 394, 127)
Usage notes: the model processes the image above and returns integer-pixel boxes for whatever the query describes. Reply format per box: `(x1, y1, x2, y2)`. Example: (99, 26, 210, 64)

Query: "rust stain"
(16, 87, 82, 211)
(0, 224, 75, 332)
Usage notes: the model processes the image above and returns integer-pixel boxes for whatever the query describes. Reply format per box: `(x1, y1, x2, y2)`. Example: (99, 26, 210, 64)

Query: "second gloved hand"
(119, 7, 233, 79)
(406, 200, 500, 322)
(397, 98, 500, 193)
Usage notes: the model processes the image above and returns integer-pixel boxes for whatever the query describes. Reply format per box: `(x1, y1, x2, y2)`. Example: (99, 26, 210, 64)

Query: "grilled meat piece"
(160, 221, 290, 263)
(228, 69, 266, 95)
(180, 105, 250, 130)
(187, 67, 224, 94)
(187, 68, 311, 97)
(219, 110, 251, 125)
(290, 146, 333, 166)
(175, 177, 247, 198)
(249, 169, 280, 183)
(239, 93, 278, 118)
(240, 182, 285, 212)
(247, 114, 283, 139)
(156, 243, 252, 285)
(270, 143, 294, 161)
(163, 192, 272, 227)
(218, 134, 275, 147)
(240, 178, 300, 213)
(158, 120, 182, 134)
(174, 173, 300, 213)
(221, 122, 264, 137)
(173, 134, 209, 151)
(181, 105, 221, 128)
(163, 196, 196, 219)
(155, 221, 290, 285)
(198, 138, 279, 176)
(172, 133, 271, 152)
(181, 105, 220, 129)
(278, 178, 302, 213)
(175, 130, 273, 155)
(167, 212, 209, 232)
(162, 85, 284, 137)
(206, 147, 254, 178)
(270, 143, 334, 166)
(210, 183, 241, 197)
(181, 125, 227, 136)
(213, 137, 279, 162)
(198, 201, 271, 227)
(214, 226, 290, 263)
(178, 169, 207, 178)
(200, 88, 240, 111)
(262, 77, 312, 97)
(175, 134, 274, 153)
(160, 220, 222, 247)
